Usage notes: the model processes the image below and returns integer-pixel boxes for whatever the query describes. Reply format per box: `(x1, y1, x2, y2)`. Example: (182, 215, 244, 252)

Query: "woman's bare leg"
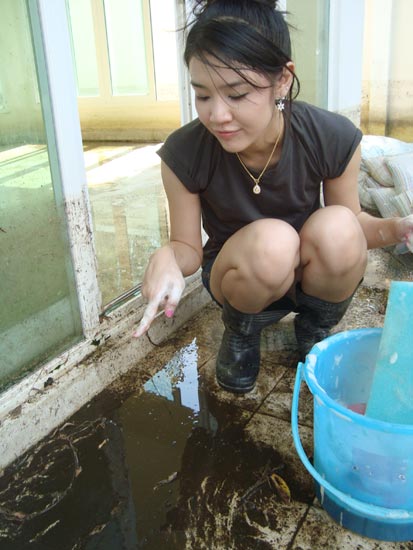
(299, 205, 368, 301)
(295, 205, 368, 358)
(211, 208, 368, 391)
(210, 218, 300, 311)
(210, 219, 299, 393)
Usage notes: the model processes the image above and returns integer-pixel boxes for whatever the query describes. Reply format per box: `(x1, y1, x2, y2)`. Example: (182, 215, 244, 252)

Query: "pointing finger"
(164, 282, 184, 318)
(132, 298, 162, 338)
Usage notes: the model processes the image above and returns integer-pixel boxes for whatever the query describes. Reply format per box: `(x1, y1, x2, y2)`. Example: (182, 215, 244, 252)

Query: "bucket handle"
(292, 362, 413, 522)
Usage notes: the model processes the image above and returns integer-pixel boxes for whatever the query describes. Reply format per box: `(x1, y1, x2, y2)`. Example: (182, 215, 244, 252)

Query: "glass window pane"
(288, 0, 330, 108)
(0, 0, 83, 390)
(150, 0, 179, 101)
(104, 0, 149, 96)
(0, 78, 6, 111)
(86, 144, 169, 305)
(66, 0, 100, 97)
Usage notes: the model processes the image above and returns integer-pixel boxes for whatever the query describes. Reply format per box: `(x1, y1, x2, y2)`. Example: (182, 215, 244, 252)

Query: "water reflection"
(144, 339, 202, 415)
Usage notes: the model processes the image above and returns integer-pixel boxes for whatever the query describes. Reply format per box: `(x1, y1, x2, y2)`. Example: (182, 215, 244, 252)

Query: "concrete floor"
(1, 247, 413, 549)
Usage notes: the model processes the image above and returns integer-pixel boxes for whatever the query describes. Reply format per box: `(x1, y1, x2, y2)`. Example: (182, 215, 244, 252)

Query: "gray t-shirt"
(158, 101, 362, 263)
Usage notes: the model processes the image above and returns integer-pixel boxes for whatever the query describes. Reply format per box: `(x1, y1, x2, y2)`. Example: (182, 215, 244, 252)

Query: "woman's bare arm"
(162, 161, 203, 275)
(133, 161, 203, 336)
(323, 145, 412, 249)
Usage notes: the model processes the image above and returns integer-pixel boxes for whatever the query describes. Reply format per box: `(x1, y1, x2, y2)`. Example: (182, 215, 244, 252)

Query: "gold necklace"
(236, 122, 283, 195)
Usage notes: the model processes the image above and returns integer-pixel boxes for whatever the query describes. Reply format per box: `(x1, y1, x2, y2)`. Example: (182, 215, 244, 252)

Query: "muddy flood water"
(0, 336, 304, 550)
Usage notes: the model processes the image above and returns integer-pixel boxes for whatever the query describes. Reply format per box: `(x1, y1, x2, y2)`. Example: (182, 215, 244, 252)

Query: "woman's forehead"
(189, 55, 270, 89)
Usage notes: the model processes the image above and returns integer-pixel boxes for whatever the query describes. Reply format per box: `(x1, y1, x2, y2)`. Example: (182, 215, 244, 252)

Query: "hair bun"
(255, 0, 278, 7)
(195, 0, 278, 11)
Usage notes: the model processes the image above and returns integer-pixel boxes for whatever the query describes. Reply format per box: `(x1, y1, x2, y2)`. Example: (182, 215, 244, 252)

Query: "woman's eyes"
(195, 93, 248, 102)
(229, 93, 248, 101)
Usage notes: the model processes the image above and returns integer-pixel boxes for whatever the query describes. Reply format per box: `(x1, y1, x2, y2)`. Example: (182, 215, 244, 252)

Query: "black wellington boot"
(294, 284, 356, 361)
(216, 301, 292, 394)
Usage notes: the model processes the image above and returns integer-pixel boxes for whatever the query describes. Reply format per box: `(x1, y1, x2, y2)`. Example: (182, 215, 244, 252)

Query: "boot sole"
(217, 378, 256, 394)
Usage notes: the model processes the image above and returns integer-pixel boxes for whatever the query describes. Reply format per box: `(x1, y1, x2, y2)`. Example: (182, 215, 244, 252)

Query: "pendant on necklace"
(253, 183, 261, 194)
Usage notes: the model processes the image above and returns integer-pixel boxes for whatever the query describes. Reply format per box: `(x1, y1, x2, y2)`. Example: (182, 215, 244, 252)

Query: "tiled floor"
(1, 247, 413, 549)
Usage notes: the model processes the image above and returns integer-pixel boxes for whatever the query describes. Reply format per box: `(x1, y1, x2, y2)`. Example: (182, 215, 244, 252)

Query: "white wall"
(362, 0, 413, 139)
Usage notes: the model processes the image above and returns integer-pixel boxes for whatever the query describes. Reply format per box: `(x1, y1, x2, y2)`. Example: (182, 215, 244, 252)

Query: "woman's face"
(189, 55, 283, 155)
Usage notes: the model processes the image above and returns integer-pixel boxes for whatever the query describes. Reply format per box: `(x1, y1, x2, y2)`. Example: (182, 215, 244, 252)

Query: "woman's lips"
(215, 129, 240, 140)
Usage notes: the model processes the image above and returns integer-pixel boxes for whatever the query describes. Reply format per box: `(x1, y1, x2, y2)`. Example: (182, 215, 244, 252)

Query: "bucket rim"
(302, 327, 413, 434)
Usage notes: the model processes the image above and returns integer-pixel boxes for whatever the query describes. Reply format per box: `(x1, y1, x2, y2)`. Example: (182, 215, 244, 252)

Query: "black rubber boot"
(216, 301, 291, 394)
(294, 284, 355, 361)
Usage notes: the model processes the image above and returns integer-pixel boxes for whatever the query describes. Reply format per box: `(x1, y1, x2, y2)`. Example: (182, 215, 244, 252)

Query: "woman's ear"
(274, 61, 295, 101)
(277, 61, 295, 96)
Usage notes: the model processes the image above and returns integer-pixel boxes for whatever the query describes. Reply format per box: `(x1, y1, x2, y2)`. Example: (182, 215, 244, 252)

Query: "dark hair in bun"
(185, 0, 299, 102)
(196, 0, 278, 9)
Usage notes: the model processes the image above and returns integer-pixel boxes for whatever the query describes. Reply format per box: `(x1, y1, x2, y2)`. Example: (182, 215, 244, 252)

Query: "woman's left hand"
(396, 214, 413, 252)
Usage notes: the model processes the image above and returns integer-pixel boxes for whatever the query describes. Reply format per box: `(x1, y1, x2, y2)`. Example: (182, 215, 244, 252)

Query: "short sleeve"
(291, 103, 363, 180)
(157, 119, 219, 193)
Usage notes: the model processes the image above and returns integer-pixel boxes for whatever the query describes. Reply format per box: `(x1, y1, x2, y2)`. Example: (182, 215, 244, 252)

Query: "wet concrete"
(1, 248, 413, 550)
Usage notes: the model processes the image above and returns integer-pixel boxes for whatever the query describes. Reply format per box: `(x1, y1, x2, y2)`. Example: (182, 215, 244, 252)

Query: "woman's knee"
(247, 218, 299, 254)
(211, 218, 300, 292)
(300, 206, 367, 273)
(237, 219, 300, 274)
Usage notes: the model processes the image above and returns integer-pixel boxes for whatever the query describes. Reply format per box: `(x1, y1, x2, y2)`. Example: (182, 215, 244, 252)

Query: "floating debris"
(153, 471, 179, 491)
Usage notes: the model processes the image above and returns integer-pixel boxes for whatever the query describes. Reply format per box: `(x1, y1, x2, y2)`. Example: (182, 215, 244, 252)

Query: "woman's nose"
(209, 98, 232, 124)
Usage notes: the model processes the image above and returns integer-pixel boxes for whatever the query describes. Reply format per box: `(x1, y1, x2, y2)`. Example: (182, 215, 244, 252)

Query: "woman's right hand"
(396, 214, 413, 252)
(133, 160, 203, 337)
(132, 246, 185, 338)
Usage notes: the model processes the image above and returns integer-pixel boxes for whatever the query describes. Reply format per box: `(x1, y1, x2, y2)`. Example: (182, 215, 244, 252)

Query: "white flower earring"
(276, 96, 286, 112)
(276, 87, 290, 112)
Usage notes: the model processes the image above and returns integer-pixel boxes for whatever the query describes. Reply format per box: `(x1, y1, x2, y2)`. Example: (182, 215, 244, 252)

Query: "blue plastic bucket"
(292, 328, 413, 541)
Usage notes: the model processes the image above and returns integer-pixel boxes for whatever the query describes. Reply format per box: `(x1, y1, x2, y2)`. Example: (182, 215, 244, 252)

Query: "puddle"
(0, 339, 290, 550)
